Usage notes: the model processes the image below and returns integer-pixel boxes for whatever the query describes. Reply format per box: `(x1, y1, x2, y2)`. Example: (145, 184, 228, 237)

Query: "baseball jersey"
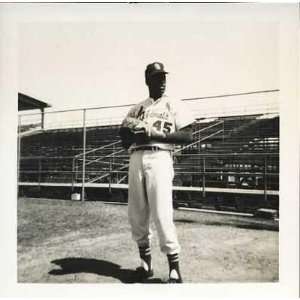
(122, 95, 195, 151)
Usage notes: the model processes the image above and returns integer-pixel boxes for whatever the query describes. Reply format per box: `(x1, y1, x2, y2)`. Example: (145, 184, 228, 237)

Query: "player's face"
(147, 73, 166, 99)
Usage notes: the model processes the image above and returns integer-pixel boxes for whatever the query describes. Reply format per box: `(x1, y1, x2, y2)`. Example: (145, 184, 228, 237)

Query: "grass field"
(17, 197, 279, 283)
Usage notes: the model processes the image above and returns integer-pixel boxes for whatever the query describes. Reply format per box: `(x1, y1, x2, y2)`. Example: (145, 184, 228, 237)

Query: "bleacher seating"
(19, 114, 279, 192)
(173, 115, 279, 190)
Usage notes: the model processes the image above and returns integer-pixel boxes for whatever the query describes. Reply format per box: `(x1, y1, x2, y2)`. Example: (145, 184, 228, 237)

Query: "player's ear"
(145, 72, 151, 86)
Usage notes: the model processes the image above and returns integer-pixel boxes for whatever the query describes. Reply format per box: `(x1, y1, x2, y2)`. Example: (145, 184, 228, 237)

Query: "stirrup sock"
(167, 253, 180, 276)
(139, 245, 152, 271)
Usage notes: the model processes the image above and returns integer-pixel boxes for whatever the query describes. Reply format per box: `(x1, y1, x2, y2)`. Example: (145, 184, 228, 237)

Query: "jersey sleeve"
(121, 106, 137, 127)
(172, 99, 195, 130)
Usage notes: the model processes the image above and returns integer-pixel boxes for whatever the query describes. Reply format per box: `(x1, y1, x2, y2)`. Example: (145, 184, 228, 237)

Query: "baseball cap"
(145, 62, 168, 78)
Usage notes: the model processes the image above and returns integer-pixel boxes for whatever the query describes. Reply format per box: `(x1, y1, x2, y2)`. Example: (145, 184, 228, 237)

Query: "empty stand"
(19, 114, 279, 201)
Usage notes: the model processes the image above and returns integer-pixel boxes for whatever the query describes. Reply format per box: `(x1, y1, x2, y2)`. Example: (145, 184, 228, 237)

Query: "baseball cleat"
(167, 269, 183, 283)
(134, 266, 154, 282)
(167, 277, 183, 284)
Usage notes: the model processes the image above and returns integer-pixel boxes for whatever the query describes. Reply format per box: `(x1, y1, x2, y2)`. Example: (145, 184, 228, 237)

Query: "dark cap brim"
(148, 70, 169, 77)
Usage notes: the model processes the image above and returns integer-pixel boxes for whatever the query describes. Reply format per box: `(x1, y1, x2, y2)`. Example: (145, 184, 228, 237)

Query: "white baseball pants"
(128, 149, 180, 255)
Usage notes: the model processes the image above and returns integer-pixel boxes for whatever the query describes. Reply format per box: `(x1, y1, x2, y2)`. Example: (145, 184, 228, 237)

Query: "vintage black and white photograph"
(0, 2, 299, 299)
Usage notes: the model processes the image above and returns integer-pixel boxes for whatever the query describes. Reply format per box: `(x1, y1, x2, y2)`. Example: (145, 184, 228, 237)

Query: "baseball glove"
(119, 126, 148, 149)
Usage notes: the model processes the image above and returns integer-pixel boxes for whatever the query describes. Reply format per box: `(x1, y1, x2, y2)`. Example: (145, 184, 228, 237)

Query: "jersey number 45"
(152, 120, 173, 133)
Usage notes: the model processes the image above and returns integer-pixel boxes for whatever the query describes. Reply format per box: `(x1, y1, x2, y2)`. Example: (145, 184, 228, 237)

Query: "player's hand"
(133, 128, 149, 145)
(132, 120, 148, 132)
(119, 127, 135, 149)
(148, 126, 166, 140)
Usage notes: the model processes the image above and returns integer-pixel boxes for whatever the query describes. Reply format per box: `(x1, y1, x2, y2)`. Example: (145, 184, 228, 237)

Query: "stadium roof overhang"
(18, 93, 51, 111)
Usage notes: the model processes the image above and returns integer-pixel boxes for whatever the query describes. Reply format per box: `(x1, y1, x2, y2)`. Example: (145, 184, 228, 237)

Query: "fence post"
(199, 129, 201, 151)
(41, 108, 45, 130)
(75, 161, 78, 183)
(222, 121, 225, 143)
(113, 143, 115, 183)
(264, 156, 267, 203)
(81, 109, 86, 201)
(38, 158, 42, 187)
(71, 158, 75, 192)
(17, 115, 21, 197)
(202, 157, 206, 198)
(109, 157, 112, 193)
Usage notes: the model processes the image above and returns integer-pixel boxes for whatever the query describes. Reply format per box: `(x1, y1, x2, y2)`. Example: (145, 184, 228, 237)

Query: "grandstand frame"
(18, 90, 279, 212)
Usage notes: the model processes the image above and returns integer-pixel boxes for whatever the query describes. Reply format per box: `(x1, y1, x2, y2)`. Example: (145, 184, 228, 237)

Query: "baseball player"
(119, 62, 194, 283)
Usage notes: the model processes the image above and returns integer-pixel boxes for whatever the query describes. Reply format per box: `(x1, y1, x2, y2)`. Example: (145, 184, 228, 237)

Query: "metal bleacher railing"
(18, 90, 279, 203)
(18, 117, 279, 200)
(71, 119, 225, 187)
(67, 117, 278, 203)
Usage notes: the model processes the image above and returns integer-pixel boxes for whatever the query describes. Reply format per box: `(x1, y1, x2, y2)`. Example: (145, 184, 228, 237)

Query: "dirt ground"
(17, 197, 278, 283)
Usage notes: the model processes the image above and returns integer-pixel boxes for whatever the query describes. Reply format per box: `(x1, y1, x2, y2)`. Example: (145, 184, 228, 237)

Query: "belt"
(132, 146, 166, 152)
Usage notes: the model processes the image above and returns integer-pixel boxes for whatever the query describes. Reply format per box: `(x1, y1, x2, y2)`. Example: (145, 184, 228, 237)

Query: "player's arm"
(119, 107, 144, 149)
(119, 124, 150, 149)
(150, 125, 193, 144)
(119, 127, 135, 149)
(119, 116, 149, 148)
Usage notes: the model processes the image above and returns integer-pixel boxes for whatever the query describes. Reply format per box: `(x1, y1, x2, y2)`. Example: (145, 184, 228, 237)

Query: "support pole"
(202, 157, 206, 198)
(17, 115, 21, 197)
(109, 158, 112, 193)
(38, 158, 42, 187)
(71, 158, 75, 193)
(198, 129, 201, 152)
(41, 108, 45, 130)
(264, 156, 267, 203)
(222, 120, 225, 143)
(81, 109, 86, 201)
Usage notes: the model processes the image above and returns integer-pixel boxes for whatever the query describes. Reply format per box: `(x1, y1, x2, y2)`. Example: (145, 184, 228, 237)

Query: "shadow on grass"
(175, 219, 197, 224)
(49, 258, 164, 283)
(174, 216, 278, 231)
(202, 221, 278, 231)
(236, 223, 278, 231)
